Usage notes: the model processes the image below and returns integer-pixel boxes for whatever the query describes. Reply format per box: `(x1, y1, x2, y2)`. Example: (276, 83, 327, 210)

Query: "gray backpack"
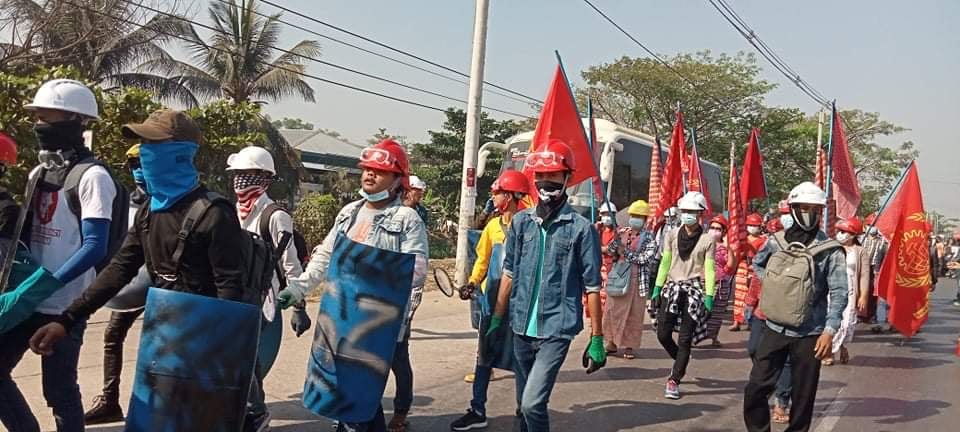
(758, 232, 842, 328)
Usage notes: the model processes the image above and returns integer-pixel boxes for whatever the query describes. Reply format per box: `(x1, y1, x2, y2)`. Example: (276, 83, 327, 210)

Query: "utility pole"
(454, 0, 490, 286)
(816, 109, 825, 149)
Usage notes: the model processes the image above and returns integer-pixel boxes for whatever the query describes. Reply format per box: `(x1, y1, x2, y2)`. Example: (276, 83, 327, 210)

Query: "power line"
(115, 0, 534, 119)
(706, 0, 830, 108)
(207, 0, 533, 106)
(258, 0, 544, 105)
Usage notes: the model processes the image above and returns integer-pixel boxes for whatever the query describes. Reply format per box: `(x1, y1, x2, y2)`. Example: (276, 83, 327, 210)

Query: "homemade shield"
(477, 243, 513, 371)
(126, 289, 260, 432)
(302, 234, 414, 423)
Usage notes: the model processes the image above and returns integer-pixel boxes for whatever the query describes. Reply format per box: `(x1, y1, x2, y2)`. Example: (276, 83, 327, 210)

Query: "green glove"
(582, 335, 607, 374)
(485, 315, 503, 337)
(651, 286, 662, 300)
(705, 295, 715, 312)
(277, 290, 297, 310)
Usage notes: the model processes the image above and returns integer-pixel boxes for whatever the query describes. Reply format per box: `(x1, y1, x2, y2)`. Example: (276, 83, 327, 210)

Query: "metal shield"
(125, 288, 260, 432)
(104, 266, 152, 312)
(477, 243, 513, 371)
(302, 234, 414, 423)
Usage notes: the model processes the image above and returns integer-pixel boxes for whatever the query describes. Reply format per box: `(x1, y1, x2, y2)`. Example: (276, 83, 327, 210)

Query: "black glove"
(459, 282, 477, 301)
(290, 301, 312, 337)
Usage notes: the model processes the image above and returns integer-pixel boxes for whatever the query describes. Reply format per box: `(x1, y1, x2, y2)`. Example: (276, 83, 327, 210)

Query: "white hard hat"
(24, 79, 100, 120)
(599, 201, 616, 213)
(409, 175, 426, 190)
(226, 146, 276, 175)
(677, 191, 708, 211)
(787, 182, 827, 206)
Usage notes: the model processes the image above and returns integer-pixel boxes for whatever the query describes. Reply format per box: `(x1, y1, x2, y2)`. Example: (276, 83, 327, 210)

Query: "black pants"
(656, 290, 698, 382)
(101, 309, 144, 403)
(391, 339, 413, 415)
(743, 326, 822, 432)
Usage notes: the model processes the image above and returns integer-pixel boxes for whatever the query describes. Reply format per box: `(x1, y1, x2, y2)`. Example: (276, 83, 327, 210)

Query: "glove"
(704, 295, 714, 312)
(485, 315, 503, 337)
(482, 315, 507, 360)
(290, 303, 312, 337)
(650, 286, 663, 310)
(459, 282, 477, 301)
(277, 290, 298, 310)
(582, 335, 607, 374)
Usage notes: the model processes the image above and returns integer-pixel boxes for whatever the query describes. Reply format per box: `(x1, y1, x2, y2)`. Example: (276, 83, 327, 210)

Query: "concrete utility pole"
(454, 0, 490, 287)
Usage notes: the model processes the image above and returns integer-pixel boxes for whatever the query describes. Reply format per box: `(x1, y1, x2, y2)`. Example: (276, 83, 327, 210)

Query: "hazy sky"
(194, 0, 959, 216)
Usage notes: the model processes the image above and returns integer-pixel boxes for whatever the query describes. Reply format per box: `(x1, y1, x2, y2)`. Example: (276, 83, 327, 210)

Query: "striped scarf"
(234, 173, 272, 220)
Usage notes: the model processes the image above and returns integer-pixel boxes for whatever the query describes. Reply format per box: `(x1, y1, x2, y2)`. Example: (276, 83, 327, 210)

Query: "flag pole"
(678, 101, 689, 193)
(586, 95, 597, 223)
(869, 160, 915, 232)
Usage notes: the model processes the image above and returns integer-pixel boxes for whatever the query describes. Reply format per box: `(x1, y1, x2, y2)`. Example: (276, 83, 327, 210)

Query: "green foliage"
(186, 100, 267, 195)
(271, 117, 314, 130)
(293, 192, 340, 248)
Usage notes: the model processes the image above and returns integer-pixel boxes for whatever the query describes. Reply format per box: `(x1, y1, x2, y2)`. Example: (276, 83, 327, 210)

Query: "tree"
(292, 192, 339, 248)
(271, 117, 314, 130)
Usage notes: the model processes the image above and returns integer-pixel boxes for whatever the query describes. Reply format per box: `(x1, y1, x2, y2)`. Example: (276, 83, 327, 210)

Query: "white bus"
(476, 118, 725, 216)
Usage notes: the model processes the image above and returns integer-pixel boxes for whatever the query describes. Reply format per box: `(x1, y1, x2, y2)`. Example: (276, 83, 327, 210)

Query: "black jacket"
(61, 187, 247, 329)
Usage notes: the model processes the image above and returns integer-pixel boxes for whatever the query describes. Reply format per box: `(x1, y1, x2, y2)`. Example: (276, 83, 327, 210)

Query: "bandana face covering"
(140, 141, 199, 211)
(234, 172, 272, 219)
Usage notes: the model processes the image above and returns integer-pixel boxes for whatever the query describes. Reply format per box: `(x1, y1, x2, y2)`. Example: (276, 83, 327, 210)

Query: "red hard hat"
(766, 218, 783, 233)
(836, 216, 864, 235)
(710, 214, 728, 228)
(358, 139, 409, 176)
(746, 213, 763, 226)
(0, 133, 17, 166)
(778, 200, 790, 214)
(525, 138, 575, 173)
(492, 169, 529, 194)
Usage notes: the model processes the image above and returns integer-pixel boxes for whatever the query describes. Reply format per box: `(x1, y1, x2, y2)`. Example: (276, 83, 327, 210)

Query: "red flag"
(829, 107, 861, 219)
(727, 143, 748, 260)
(646, 137, 664, 229)
(739, 128, 767, 210)
(653, 111, 687, 224)
(687, 137, 713, 217)
(814, 145, 826, 189)
(526, 64, 599, 203)
(874, 162, 929, 337)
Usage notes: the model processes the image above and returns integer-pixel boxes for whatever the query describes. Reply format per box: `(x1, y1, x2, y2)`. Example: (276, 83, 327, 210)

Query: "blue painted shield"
(126, 288, 260, 432)
(256, 302, 283, 375)
(477, 244, 513, 371)
(302, 234, 414, 423)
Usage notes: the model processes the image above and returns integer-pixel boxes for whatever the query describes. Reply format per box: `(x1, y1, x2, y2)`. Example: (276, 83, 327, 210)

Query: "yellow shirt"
(469, 216, 507, 292)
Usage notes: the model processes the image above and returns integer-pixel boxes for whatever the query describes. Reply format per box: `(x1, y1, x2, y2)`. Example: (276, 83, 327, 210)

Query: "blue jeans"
(513, 334, 571, 432)
(876, 297, 889, 324)
(469, 363, 522, 417)
(747, 317, 791, 408)
(0, 313, 87, 432)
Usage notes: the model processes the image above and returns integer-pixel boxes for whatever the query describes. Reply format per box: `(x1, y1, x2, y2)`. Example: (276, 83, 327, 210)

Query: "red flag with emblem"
(874, 162, 929, 337)
(646, 137, 664, 229)
(687, 136, 713, 217)
(829, 105, 861, 219)
(739, 128, 767, 210)
(653, 111, 687, 224)
(727, 143, 748, 260)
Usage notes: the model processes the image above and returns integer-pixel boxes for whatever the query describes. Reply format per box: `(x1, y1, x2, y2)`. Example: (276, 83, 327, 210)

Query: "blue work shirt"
(502, 204, 601, 340)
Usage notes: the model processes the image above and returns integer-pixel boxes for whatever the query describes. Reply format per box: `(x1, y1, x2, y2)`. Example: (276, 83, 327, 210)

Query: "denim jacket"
(502, 204, 601, 340)
(752, 230, 848, 337)
(286, 196, 428, 339)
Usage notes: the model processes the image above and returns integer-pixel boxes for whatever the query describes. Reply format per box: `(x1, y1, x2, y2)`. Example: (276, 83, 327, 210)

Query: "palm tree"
(141, 0, 320, 104)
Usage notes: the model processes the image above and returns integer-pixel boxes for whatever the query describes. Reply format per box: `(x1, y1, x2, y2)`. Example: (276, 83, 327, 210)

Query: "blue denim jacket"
(502, 204, 601, 340)
(752, 231, 848, 337)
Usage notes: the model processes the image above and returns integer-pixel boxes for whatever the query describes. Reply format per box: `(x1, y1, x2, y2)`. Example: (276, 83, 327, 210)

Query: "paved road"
(13, 280, 959, 431)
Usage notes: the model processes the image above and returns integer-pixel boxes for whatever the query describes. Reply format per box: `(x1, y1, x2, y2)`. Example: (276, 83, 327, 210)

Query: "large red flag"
(829, 106, 861, 219)
(653, 111, 687, 224)
(727, 143, 748, 260)
(739, 128, 767, 210)
(526, 64, 599, 204)
(874, 162, 930, 337)
(687, 136, 713, 217)
(645, 137, 664, 229)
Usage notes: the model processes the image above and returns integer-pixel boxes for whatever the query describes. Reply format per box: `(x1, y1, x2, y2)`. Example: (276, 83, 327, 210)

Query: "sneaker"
(450, 409, 488, 430)
(664, 380, 681, 400)
(84, 395, 124, 425)
(244, 412, 271, 432)
(952, 300, 960, 307)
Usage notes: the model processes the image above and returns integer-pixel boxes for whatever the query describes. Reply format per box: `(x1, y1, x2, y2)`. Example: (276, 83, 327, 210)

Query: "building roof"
(280, 129, 364, 171)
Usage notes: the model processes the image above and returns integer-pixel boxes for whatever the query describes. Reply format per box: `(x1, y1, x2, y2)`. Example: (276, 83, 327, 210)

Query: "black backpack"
(63, 157, 130, 272)
(166, 192, 275, 305)
(258, 203, 307, 288)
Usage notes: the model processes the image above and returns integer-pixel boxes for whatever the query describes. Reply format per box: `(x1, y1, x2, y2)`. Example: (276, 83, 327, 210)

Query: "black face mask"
(34, 119, 85, 152)
(535, 180, 565, 202)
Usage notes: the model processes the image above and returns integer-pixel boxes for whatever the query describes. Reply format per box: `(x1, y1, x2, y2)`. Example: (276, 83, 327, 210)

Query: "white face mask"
(836, 232, 851, 244)
(680, 213, 698, 226)
(780, 214, 794, 230)
(747, 226, 761, 236)
(601, 215, 613, 226)
(629, 217, 646, 229)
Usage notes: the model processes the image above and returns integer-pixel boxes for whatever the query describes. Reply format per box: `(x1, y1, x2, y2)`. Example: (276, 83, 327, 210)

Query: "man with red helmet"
(450, 169, 528, 431)
(731, 213, 768, 331)
(0, 133, 18, 242)
(828, 217, 870, 366)
(487, 138, 603, 431)
(279, 139, 428, 432)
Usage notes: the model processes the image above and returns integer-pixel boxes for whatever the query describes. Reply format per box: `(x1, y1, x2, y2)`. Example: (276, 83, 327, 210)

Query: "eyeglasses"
(524, 151, 566, 169)
(360, 147, 394, 165)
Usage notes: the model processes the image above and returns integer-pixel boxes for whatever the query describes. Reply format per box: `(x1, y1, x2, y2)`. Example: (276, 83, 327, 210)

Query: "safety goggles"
(524, 151, 566, 169)
(360, 147, 394, 166)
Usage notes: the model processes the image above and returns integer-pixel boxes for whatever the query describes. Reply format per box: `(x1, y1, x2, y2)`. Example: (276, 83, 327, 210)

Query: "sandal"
(605, 344, 618, 354)
(821, 357, 834, 366)
(839, 346, 850, 364)
(772, 406, 790, 424)
(623, 348, 635, 359)
(387, 413, 408, 432)
(728, 323, 741, 332)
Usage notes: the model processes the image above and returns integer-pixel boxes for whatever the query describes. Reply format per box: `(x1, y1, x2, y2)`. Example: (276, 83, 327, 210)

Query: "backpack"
(63, 157, 130, 272)
(758, 232, 842, 328)
(165, 192, 275, 306)
(258, 203, 301, 289)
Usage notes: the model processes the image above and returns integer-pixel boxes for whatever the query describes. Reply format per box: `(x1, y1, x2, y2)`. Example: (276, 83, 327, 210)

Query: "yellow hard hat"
(125, 144, 140, 159)
(628, 199, 650, 216)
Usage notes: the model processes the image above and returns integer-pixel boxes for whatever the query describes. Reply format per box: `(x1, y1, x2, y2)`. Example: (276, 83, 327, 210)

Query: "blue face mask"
(780, 213, 794, 230)
(629, 217, 646, 229)
(139, 141, 199, 211)
(359, 188, 391, 202)
(131, 167, 146, 187)
(680, 213, 698, 226)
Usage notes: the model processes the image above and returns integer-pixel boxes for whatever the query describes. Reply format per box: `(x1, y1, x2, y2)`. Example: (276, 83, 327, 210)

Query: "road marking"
(813, 384, 848, 432)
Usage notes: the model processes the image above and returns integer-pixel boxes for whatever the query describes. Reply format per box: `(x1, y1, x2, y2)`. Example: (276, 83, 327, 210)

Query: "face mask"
(836, 232, 851, 244)
(601, 215, 613, 226)
(680, 213, 698, 226)
(131, 168, 146, 187)
(747, 226, 761, 236)
(868, 226, 879, 236)
(140, 141, 200, 211)
(34, 119, 85, 152)
(709, 228, 724, 241)
(780, 214, 794, 230)
(629, 217, 646, 229)
(359, 188, 391, 202)
(792, 208, 821, 231)
(535, 180, 565, 202)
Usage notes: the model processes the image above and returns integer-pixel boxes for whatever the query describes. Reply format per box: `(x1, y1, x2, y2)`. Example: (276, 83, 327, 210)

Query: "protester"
(0, 133, 18, 246)
(1, 79, 121, 432)
(700, 214, 736, 347)
(278, 139, 428, 432)
(488, 138, 604, 432)
(743, 182, 848, 432)
(730, 213, 766, 331)
(592, 201, 617, 319)
(777, 200, 793, 231)
(651, 191, 716, 399)
(27, 109, 252, 429)
(82, 144, 152, 425)
(405, 175, 429, 225)
(826, 217, 870, 366)
(603, 199, 657, 359)
(765, 218, 783, 234)
(450, 170, 528, 431)
(227, 145, 306, 431)
(863, 214, 891, 331)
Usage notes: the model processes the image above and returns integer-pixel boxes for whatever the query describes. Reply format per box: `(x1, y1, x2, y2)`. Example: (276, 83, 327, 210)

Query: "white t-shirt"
(32, 165, 116, 314)
(238, 194, 304, 321)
